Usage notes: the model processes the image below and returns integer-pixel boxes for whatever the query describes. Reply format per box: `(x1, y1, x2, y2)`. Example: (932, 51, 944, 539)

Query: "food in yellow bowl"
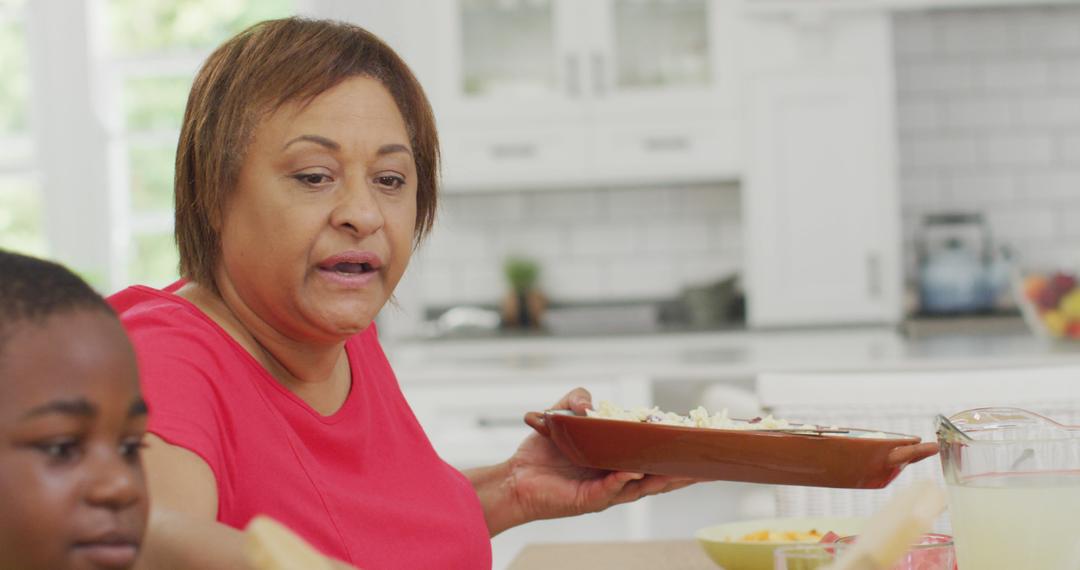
(737, 529, 827, 543)
(695, 516, 867, 570)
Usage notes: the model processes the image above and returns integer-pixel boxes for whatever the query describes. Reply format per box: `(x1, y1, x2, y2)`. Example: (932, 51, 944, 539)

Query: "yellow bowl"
(695, 516, 867, 570)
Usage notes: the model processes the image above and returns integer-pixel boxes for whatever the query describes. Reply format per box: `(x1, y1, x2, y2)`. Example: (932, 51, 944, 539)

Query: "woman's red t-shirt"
(108, 284, 492, 569)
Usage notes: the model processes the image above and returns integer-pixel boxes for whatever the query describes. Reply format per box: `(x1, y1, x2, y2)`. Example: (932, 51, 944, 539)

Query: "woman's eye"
(293, 173, 332, 186)
(36, 439, 81, 462)
(375, 175, 405, 190)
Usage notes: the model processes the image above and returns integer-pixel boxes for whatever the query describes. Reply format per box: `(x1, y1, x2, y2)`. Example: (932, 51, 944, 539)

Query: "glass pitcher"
(937, 407, 1080, 569)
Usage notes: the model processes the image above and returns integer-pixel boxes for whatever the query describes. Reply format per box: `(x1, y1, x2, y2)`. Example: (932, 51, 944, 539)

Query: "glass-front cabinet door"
(590, 0, 735, 110)
(441, 0, 588, 123)
(610, 0, 712, 92)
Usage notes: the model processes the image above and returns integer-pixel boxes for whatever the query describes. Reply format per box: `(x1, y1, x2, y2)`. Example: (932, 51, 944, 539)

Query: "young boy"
(0, 249, 148, 569)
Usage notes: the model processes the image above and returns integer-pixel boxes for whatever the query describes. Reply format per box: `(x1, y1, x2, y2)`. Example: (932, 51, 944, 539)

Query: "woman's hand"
(473, 388, 698, 535)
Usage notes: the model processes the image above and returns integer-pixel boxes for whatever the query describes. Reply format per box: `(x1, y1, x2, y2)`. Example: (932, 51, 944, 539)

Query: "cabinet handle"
(642, 136, 691, 152)
(866, 252, 882, 299)
(489, 142, 538, 160)
(592, 52, 606, 97)
(565, 53, 581, 98)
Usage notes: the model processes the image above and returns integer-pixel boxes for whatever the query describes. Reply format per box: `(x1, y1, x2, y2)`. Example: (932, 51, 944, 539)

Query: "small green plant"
(504, 256, 540, 293)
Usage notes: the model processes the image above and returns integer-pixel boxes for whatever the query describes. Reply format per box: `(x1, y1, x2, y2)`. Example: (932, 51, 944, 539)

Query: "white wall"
(895, 6, 1080, 275)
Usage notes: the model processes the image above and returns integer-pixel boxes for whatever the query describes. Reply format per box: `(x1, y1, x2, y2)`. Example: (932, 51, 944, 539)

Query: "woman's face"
(218, 76, 418, 343)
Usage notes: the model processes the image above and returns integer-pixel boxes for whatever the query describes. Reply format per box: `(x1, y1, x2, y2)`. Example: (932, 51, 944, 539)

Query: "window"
(103, 0, 294, 287)
(0, 0, 45, 257)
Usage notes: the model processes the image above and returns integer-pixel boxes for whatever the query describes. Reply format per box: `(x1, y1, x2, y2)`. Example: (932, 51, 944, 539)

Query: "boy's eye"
(120, 436, 146, 460)
(35, 438, 81, 462)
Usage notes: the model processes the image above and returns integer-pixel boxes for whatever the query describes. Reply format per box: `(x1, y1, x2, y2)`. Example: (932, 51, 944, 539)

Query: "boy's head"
(0, 250, 147, 570)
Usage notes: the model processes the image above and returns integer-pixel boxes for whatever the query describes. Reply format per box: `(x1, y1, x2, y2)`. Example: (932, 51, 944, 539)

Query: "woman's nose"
(330, 179, 385, 237)
(85, 451, 144, 511)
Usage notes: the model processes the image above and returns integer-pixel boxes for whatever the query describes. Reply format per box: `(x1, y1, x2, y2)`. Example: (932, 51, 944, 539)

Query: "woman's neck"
(175, 281, 350, 416)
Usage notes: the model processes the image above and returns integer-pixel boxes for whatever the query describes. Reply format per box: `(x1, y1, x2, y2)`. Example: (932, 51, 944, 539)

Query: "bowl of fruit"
(1017, 271, 1080, 340)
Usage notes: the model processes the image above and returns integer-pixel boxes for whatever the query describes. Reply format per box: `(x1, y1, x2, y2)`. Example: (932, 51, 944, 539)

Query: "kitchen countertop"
(508, 540, 715, 570)
(387, 325, 1080, 385)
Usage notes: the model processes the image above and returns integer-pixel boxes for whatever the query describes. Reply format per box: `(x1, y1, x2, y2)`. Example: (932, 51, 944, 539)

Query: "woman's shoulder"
(108, 283, 235, 372)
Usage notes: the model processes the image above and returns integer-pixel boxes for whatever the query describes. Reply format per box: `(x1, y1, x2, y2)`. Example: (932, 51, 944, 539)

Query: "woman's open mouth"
(316, 252, 383, 288)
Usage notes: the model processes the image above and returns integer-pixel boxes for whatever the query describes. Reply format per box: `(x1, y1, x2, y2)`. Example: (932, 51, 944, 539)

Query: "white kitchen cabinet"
(396, 0, 740, 191)
(399, 374, 651, 470)
(741, 9, 903, 327)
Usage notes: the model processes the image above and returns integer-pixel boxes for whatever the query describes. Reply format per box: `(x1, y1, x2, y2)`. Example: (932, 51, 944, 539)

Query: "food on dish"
(586, 401, 894, 438)
(734, 528, 828, 543)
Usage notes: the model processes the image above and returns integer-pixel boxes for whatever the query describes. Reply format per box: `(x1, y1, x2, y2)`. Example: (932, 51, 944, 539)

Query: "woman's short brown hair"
(174, 17, 439, 291)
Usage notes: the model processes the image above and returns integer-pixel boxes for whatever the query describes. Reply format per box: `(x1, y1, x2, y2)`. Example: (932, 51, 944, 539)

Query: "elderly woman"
(109, 17, 692, 569)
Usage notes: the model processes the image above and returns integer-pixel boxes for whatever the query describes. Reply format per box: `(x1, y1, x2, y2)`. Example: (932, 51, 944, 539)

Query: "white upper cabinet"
(741, 10, 903, 327)
(428, 0, 740, 191)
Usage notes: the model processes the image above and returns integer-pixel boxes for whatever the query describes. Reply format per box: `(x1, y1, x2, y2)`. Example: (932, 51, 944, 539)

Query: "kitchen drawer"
(440, 124, 590, 192)
(400, 378, 645, 469)
(590, 118, 740, 185)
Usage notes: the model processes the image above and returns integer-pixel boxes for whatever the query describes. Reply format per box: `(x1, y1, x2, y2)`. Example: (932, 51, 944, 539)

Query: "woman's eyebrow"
(377, 143, 413, 158)
(282, 134, 340, 152)
(21, 398, 96, 420)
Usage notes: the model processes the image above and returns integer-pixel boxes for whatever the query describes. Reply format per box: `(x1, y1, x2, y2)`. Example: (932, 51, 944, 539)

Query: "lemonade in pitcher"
(938, 408, 1080, 570)
(948, 472, 1080, 568)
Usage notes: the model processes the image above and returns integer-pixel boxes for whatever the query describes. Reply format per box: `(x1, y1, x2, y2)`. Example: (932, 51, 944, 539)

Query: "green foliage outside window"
(0, 17, 28, 134)
(108, 0, 293, 56)
(0, 176, 46, 257)
(130, 232, 180, 287)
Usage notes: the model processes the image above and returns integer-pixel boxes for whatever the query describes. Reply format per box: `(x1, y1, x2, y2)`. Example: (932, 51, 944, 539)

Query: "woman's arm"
(135, 435, 357, 570)
(134, 434, 253, 569)
(464, 389, 697, 537)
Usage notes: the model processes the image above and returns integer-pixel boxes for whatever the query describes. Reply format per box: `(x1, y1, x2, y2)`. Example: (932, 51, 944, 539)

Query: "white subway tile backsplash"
(567, 224, 642, 256)
(680, 256, 740, 287)
(898, 99, 942, 132)
(942, 97, 1013, 130)
(897, 61, 978, 94)
(642, 222, 712, 255)
(422, 222, 493, 262)
(980, 60, 1050, 93)
(1020, 169, 1080, 201)
(938, 13, 1018, 56)
(541, 259, 609, 300)
(441, 193, 525, 224)
(494, 225, 567, 259)
(415, 184, 742, 307)
(1050, 60, 1080, 89)
(606, 256, 685, 298)
(524, 190, 605, 222)
(457, 262, 505, 304)
(948, 172, 1016, 203)
(901, 136, 980, 169)
(893, 13, 939, 59)
(896, 6, 1080, 285)
(605, 187, 679, 220)
(986, 208, 1058, 242)
(1061, 134, 1080, 162)
(1016, 96, 1080, 127)
(676, 185, 741, 217)
(1015, 9, 1080, 52)
(981, 134, 1055, 166)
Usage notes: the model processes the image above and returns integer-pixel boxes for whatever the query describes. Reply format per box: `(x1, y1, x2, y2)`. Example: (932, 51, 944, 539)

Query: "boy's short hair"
(0, 249, 114, 353)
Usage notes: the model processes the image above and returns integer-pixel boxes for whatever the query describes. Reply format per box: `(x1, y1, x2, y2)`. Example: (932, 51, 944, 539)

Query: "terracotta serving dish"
(544, 412, 924, 489)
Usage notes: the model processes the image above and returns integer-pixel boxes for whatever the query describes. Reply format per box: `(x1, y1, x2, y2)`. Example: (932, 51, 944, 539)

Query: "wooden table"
(508, 540, 717, 569)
